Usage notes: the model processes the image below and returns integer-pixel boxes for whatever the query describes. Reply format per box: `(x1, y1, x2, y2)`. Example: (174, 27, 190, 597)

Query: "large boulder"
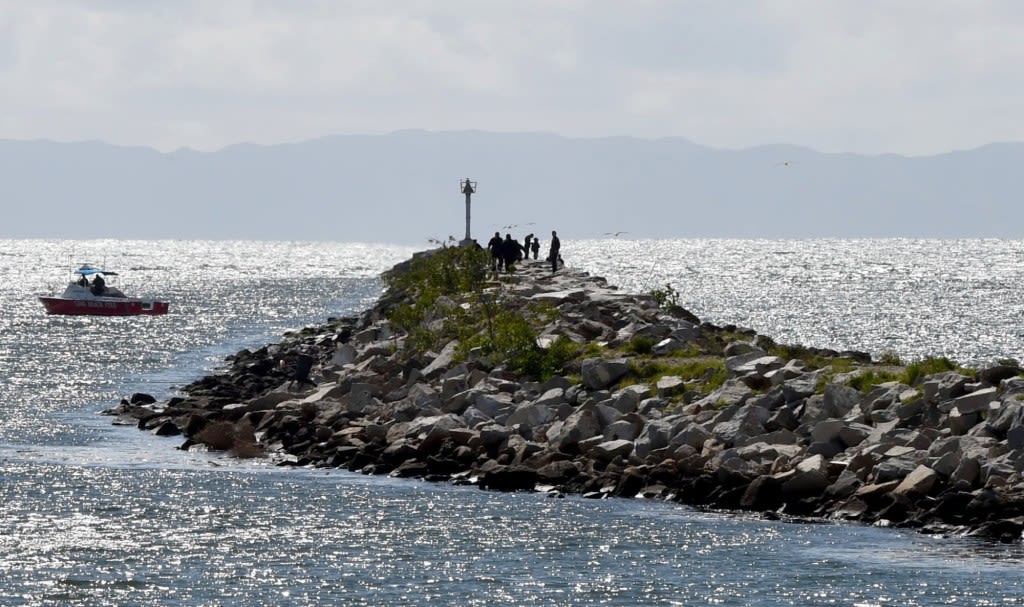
(939, 386, 998, 415)
(892, 465, 938, 496)
(779, 454, 831, 496)
(712, 405, 770, 447)
(546, 407, 603, 451)
(505, 403, 555, 431)
(581, 358, 629, 390)
(590, 439, 635, 462)
(479, 465, 538, 492)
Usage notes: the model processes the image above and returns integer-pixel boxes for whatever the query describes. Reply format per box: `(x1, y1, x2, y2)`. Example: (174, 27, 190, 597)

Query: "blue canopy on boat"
(75, 266, 118, 276)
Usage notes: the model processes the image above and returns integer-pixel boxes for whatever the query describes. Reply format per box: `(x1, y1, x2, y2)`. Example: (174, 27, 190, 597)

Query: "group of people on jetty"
(486, 229, 562, 273)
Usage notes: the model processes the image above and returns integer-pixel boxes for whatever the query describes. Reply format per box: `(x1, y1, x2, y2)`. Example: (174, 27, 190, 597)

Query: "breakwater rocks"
(106, 254, 1024, 542)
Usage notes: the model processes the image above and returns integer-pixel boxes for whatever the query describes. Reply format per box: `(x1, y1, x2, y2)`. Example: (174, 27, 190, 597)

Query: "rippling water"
(2, 239, 1023, 606)
(574, 238, 1024, 368)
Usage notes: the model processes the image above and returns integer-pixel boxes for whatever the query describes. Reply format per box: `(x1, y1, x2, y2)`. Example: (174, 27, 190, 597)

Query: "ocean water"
(1, 238, 1023, 606)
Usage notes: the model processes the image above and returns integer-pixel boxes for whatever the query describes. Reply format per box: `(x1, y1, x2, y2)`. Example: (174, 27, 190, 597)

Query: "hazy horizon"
(3, 131, 1022, 244)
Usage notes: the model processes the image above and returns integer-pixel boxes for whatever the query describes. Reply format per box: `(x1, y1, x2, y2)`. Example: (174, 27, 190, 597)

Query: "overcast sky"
(3, 1, 1022, 156)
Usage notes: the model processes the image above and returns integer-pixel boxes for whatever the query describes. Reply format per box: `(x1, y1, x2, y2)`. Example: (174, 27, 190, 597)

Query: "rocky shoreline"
(106, 251, 1024, 542)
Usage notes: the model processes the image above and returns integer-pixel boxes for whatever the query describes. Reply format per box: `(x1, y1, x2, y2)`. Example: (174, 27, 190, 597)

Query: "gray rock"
(923, 372, 969, 402)
(670, 423, 712, 450)
(534, 387, 567, 407)
(474, 392, 514, 419)
(874, 456, 922, 483)
(463, 407, 492, 428)
(330, 343, 358, 366)
(652, 338, 687, 355)
(546, 407, 603, 450)
(893, 465, 938, 496)
(505, 403, 554, 430)
(810, 419, 846, 443)
(988, 400, 1024, 434)
(730, 355, 786, 377)
(590, 439, 635, 462)
(581, 358, 629, 390)
(712, 404, 770, 447)
(610, 385, 649, 414)
(420, 340, 460, 380)
(604, 419, 642, 441)
(780, 454, 831, 495)
(634, 419, 672, 458)
(940, 387, 998, 414)
(655, 376, 686, 398)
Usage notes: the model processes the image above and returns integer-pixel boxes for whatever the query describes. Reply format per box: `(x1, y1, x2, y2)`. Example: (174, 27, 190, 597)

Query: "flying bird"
(775, 161, 796, 167)
(603, 231, 629, 237)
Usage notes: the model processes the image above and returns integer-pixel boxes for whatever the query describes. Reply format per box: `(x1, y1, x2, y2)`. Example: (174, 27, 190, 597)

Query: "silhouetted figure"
(531, 238, 540, 260)
(548, 230, 561, 273)
(487, 231, 504, 271)
(77, 275, 88, 287)
(91, 274, 106, 296)
(502, 233, 523, 272)
(288, 353, 317, 389)
(523, 234, 533, 260)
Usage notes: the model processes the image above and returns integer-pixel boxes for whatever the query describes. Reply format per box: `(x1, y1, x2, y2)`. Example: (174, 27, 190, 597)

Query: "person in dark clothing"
(548, 230, 561, 273)
(531, 238, 540, 260)
(502, 233, 523, 272)
(91, 273, 106, 296)
(487, 231, 504, 272)
(288, 353, 317, 390)
(523, 234, 533, 260)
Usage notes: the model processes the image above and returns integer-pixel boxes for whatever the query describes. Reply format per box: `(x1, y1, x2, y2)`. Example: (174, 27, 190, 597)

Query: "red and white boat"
(39, 266, 170, 316)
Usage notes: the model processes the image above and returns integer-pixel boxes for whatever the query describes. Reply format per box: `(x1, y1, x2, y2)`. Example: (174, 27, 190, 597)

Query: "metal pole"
(460, 178, 476, 246)
(465, 189, 471, 241)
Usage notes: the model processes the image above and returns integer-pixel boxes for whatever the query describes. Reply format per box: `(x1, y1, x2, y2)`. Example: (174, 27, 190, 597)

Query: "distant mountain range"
(2, 131, 1022, 244)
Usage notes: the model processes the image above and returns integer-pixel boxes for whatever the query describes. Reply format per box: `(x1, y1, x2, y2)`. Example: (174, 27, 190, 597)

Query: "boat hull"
(39, 296, 169, 316)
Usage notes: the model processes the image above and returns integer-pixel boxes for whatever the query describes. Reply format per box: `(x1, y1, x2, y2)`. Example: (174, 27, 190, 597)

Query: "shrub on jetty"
(382, 246, 577, 380)
(902, 355, 959, 384)
(383, 246, 490, 350)
(649, 283, 680, 310)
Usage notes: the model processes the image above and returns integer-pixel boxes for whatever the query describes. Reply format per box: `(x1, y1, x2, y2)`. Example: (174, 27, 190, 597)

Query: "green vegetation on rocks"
(382, 246, 579, 381)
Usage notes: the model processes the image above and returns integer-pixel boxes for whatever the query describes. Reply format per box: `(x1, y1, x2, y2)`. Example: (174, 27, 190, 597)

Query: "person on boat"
(90, 273, 106, 296)
(77, 274, 88, 287)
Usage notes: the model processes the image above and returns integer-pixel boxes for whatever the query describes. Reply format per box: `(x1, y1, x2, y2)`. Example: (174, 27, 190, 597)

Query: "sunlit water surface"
(1, 239, 1022, 606)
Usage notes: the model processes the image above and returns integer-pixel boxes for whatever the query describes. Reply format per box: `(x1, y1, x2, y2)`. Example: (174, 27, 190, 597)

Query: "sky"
(3, 1, 1023, 157)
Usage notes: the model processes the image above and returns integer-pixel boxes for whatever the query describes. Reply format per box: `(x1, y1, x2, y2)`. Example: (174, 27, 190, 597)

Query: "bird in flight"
(603, 231, 629, 237)
(776, 160, 796, 167)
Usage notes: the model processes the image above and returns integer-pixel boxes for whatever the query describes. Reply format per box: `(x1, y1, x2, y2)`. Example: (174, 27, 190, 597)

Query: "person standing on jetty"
(487, 231, 503, 272)
(548, 230, 561, 273)
(502, 233, 523, 272)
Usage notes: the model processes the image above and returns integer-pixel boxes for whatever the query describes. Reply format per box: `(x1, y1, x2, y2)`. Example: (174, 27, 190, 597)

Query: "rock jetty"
(106, 249, 1024, 542)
